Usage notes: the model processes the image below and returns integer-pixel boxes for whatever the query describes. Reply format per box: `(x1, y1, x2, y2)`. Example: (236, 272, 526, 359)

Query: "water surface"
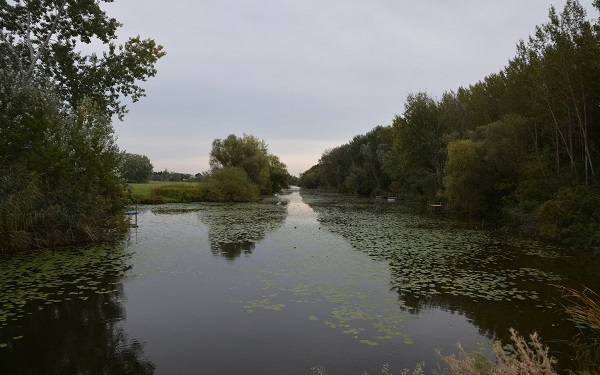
(1, 188, 598, 374)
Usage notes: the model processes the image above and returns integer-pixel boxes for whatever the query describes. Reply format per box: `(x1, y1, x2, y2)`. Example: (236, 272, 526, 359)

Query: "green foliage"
(119, 152, 153, 183)
(299, 126, 393, 196)
(0, 0, 166, 119)
(388, 92, 446, 198)
(151, 169, 193, 181)
(209, 134, 289, 194)
(536, 185, 600, 247)
(298, 164, 323, 189)
(444, 139, 491, 215)
(203, 167, 260, 202)
(0, 0, 165, 251)
(0, 70, 128, 252)
(444, 115, 530, 216)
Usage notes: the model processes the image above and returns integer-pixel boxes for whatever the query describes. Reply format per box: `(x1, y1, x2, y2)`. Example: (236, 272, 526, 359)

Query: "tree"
(444, 115, 529, 216)
(387, 92, 445, 199)
(0, 0, 166, 119)
(119, 153, 153, 183)
(268, 154, 290, 193)
(0, 1, 164, 251)
(209, 134, 289, 194)
(0, 71, 128, 251)
(512, 0, 600, 183)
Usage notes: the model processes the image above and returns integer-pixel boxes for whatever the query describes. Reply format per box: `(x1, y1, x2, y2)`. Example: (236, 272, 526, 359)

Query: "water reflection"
(0, 244, 154, 375)
(215, 241, 256, 259)
(199, 197, 288, 259)
(299, 190, 600, 369)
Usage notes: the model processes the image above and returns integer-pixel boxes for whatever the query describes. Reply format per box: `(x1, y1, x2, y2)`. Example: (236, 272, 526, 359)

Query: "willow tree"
(209, 134, 290, 195)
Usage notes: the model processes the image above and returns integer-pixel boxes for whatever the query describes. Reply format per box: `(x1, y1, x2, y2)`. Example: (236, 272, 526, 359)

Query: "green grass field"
(128, 181, 205, 203)
(128, 181, 191, 196)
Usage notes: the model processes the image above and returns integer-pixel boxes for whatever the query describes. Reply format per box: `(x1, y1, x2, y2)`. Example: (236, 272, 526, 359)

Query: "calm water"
(1, 188, 599, 374)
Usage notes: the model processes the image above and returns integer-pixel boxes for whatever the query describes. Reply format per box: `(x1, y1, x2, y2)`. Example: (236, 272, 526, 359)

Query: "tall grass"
(439, 328, 557, 375)
(557, 286, 600, 334)
(556, 285, 600, 373)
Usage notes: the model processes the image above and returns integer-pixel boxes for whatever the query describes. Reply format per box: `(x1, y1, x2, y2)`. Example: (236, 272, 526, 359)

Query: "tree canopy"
(0, 0, 166, 119)
(119, 153, 153, 183)
(209, 134, 290, 195)
(299, 0, 600, 247)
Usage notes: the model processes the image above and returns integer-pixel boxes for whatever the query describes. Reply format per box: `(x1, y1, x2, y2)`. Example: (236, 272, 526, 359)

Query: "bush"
(203, 167, 260, 202)
(536, 185, 600, 248)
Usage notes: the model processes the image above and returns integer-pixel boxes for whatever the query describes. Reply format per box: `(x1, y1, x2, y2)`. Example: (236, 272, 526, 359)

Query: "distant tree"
(268, 154, 290, 193)
(119, 153, 153, 183)
(209, 134, 289, 194)
(298, 165, 322, 189)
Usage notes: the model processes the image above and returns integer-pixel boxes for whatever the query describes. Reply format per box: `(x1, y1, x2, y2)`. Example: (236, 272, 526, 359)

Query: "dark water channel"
(1, 188, 599, 374)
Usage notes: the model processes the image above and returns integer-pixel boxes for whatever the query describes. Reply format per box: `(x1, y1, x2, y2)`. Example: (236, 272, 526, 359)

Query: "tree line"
(299, 0, 600, 247)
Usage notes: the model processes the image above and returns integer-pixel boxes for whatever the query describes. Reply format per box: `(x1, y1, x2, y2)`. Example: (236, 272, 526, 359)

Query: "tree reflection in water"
(299, 190, 600, 370)
(199, 197, 288, 260)
(0, 246, 155, 375)
(215, 241, 256, 259)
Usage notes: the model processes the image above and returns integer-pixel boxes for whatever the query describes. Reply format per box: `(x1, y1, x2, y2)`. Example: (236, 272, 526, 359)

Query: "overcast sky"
(105, 0, 597, 176)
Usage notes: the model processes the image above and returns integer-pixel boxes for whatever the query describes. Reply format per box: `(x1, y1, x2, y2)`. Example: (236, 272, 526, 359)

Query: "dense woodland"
(299, 0, 600, 248)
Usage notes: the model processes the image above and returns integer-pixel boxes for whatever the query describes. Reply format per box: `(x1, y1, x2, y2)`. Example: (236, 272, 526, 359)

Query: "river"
(1, 188, 598, 374)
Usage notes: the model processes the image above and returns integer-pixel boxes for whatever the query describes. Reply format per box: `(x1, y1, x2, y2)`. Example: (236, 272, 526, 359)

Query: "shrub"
(203, 167, 260, 202)
(536, 185, 600, 248)
(0, 73, 128, 252)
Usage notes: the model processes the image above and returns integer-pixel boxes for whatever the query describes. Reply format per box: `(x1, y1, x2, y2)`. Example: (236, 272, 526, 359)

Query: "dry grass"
(556, 285, 600, 334)
(439, 328, 557, 375)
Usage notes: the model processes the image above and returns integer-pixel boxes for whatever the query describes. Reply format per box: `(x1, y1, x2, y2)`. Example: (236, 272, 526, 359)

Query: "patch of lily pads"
(0, 243, 132, 332)
(300, 192, 566, 305)
(235, 221, 418, 346)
